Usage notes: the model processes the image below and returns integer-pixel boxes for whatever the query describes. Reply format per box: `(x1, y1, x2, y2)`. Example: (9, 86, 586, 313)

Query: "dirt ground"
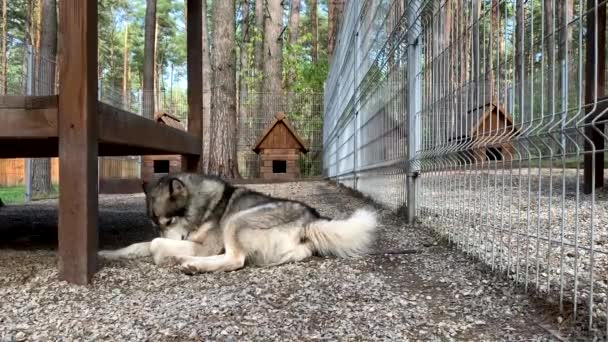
(0, 181, 587, 341)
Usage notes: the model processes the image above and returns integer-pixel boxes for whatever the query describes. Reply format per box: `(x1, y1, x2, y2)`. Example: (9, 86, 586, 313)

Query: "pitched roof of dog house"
(449, 102, 517, 140)
(253, 112, 309, 154)
(154, 111, 186, 131)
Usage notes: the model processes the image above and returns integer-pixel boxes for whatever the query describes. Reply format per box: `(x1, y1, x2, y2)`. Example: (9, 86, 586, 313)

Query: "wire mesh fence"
(0, 37, 58, 96)
(324, 0, 410, 210)
(324, 0, 608, 337)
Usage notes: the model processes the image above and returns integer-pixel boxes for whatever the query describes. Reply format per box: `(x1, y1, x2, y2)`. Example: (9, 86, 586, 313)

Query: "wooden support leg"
(583, 0, 606, 194)
(57, 0, 98, 284)
(184, 0, 203, 173)
(583, 124, 605, 194)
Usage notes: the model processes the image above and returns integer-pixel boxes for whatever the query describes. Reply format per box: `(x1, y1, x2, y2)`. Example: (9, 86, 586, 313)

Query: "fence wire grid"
(324, 0, 608, 337)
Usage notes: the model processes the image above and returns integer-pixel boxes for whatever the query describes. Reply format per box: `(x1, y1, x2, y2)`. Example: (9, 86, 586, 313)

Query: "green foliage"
(281, 1, 330, 93)
(0, 184, 59, 204)
(3, 0, 330, 104)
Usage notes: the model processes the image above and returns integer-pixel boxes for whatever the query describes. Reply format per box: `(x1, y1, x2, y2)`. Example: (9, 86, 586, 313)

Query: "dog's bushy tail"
(304, 209, 377, 258)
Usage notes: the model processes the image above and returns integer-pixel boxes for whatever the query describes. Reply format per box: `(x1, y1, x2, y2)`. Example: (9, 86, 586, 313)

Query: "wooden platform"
(0, 96, 200, 158)
(0, 0, 204, 285)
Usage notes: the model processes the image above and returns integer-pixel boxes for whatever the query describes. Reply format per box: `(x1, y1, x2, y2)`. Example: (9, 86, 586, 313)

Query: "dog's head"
(142, 176, 190, 240)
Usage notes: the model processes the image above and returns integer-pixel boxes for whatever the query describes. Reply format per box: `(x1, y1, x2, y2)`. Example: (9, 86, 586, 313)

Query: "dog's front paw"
(177, 258, 201, 275)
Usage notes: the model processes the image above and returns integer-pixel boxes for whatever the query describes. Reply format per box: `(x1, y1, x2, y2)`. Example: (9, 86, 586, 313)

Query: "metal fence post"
(406, 0, 421, 224)
(24, 44, 34, 202)
(353, 29, 360, 190)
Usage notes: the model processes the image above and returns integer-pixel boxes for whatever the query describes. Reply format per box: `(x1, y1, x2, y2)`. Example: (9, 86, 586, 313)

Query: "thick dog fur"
(98, 173, 377, 274)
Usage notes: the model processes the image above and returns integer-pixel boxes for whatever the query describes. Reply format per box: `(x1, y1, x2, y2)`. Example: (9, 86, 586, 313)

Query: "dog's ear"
(169, 178, 187, 198)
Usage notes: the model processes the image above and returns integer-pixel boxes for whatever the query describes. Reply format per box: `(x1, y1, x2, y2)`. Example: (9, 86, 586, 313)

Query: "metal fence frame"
(324, 0, 608, 337)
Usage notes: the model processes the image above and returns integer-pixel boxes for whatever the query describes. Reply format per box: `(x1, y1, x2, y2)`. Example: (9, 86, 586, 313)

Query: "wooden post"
(583, 0, 606, 194)
(57, 0, 98, 284)
(184, 0, 203, 172)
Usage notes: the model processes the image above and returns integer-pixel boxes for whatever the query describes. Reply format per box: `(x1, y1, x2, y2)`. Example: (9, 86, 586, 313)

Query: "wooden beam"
(57, 0, 98, 284)
(0, 108, 57, 138)
(583, 0, 606, 194)
(0, 139, 200, 159)
(184, 0, 203, 172)
(0, 95, 58, 108)
(0, 96, 58, 138)
(98, 102, 201, 155)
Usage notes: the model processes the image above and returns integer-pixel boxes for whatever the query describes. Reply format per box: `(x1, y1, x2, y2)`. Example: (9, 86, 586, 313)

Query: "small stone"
(15, 332, 27, 341)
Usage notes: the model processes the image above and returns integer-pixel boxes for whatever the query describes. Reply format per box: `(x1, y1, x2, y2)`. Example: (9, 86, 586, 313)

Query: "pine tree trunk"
(328, 0, 344, 59)
(285, 0, 300, 89)
(143, 0, 156, 118)
(238, 0, 250, 126)
(310, 0, 318, 62)
(123, 23, 130, 108)
(22, 0, 32, 95)
(288, 0, 300, 46)
(34, 0, 41, 55)
(558, 0, 574, 145)
(253, 0, 265, 95)
(515, 0, 524, 119)
(208, 0, 240, 178)
(1, 0, 6, 94)
(38, 0, 56, 95)
(154, 20, 160, 112)
(202, 0, 212, 172)
(328, 0, 334, 57)
(31, 0, 57, 196)
(489, 0, 498, 92)
(109, 20, 116, 86)
(262, 0, 283, 97)
(472, 0, 481, 106)
(544, 0, 554, 117)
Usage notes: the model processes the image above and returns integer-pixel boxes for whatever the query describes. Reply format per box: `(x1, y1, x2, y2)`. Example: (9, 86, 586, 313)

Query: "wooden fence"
(0, 157, 140, 187)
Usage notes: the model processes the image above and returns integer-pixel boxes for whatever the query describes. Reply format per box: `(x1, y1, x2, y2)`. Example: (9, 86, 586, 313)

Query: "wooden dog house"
(253, 112, 308, 180)
(450, 102, 518, 162)
(141, 112, 186, 181)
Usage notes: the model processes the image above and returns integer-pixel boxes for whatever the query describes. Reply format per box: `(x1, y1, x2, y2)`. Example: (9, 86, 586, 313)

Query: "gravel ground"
(0, 180, 587, 341)
(410, 168, 608, 339)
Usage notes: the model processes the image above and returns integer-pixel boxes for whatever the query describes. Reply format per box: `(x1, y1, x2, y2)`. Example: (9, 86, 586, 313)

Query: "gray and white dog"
(99, 173, 377, 274)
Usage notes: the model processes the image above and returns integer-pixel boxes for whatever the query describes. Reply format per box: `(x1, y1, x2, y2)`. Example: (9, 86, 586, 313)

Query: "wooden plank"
(57, 0, 98, 284)
(261, 154, 299, 161)
(98, 103, 201, 156)
(184, 0, 203, 172)
(261, 148, 300, 155)
(0, 139, 197, 158)
(0, 107, 58, 138)
(231, 176, 323, 184)
(583, 0, 606, 194)
(0, 95, 57, 109)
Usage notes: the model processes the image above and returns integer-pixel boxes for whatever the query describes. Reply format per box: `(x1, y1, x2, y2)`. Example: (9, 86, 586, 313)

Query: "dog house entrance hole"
(272, 160, 287, 173)
(486, 147, 503, 161)
(154, 160, 170, 174)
